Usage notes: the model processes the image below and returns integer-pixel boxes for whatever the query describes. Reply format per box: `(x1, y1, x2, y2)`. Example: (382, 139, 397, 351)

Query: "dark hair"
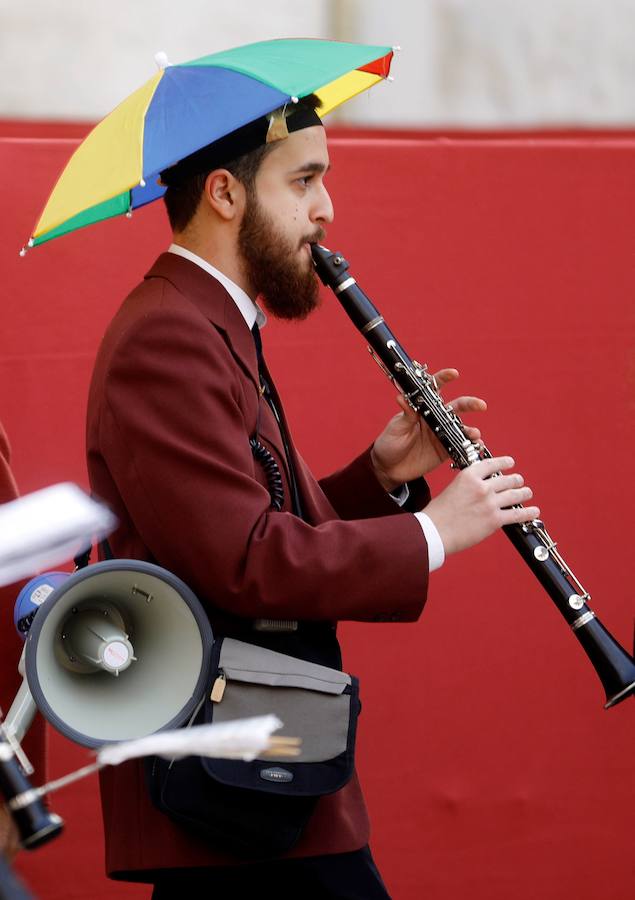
(163, 94, 321, 233)
(163, 142, 273, 233)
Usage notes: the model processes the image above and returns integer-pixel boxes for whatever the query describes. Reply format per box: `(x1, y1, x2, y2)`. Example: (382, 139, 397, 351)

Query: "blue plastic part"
(142, 65, 288, 177)
(14, 572, 70, 637)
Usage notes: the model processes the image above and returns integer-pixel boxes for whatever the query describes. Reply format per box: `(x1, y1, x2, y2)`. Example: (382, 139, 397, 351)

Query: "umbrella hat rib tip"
(154, 51, 172, 70)
(19, 237, 35, 256)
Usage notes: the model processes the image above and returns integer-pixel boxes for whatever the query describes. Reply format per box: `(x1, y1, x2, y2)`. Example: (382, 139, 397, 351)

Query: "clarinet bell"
(571, 614, 635, 708)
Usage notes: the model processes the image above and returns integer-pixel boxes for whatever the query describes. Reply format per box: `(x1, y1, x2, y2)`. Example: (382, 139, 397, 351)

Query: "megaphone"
(6, 560, 214, 749)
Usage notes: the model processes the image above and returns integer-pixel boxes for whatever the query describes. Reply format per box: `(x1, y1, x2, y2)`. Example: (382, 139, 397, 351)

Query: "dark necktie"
(251, 320, 265, 368)
(250, 323, 303, 517)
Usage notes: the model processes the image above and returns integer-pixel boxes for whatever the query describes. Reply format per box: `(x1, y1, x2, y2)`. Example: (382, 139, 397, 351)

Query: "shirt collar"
(168, 243, 266, 330)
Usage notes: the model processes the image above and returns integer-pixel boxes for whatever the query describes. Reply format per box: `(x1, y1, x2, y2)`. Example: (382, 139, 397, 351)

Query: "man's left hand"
(370, 369, 486, 492)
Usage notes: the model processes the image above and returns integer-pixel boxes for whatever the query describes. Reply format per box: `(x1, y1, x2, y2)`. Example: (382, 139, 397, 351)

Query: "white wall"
(1, 0, 635, 126)
(346, 0, 635, 126)
(0, 0, 328, 119)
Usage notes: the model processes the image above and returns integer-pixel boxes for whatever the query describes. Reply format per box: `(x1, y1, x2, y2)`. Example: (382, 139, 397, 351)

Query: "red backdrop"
(0, 132, 633, 899)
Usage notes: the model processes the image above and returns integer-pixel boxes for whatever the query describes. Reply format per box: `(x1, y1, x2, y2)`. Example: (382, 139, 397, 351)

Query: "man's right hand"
(424, 456, 539, 556)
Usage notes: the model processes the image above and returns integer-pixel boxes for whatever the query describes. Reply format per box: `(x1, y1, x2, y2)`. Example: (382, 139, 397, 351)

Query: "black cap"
(160, 101, 323, 187)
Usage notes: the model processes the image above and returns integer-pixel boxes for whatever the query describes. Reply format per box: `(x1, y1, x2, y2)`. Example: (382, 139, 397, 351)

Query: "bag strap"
(73, 538, 113, 570)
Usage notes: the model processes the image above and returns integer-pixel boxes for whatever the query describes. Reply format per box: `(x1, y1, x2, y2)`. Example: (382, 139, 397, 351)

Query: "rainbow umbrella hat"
(24, 38, 395, 252)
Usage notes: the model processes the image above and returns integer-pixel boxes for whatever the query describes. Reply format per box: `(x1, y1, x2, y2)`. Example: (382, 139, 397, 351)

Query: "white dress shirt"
(168, 243, 444, 572)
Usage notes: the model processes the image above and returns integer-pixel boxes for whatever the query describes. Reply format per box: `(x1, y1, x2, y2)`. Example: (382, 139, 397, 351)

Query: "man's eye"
(296, 175, 312, 187)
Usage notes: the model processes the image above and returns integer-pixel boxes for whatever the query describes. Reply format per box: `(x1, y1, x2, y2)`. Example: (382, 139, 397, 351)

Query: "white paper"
(96, 715, 284, 767)
(0, 483, 117, 586)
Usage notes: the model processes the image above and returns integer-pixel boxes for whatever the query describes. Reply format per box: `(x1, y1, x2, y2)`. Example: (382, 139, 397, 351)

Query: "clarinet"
(312, 244, 635, 709)
(0, 727, 63, 850)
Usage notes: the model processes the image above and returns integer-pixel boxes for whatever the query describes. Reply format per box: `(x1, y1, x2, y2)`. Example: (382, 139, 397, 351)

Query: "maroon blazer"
(86, 252, 430, 880)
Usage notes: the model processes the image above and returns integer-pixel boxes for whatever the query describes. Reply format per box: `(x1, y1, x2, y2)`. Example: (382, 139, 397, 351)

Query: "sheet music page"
(0, 483, 117, 586)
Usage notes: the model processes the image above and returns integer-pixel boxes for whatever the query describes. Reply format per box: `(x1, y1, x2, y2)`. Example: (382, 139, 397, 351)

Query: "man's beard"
(238, 191, 324, 321)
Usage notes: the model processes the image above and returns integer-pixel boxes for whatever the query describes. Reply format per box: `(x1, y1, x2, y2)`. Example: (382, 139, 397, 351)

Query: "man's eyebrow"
(288, 161, 331, 176)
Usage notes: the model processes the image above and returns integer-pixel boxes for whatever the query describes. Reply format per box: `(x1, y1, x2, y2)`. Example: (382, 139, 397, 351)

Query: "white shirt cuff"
(414, 511, 445, 572)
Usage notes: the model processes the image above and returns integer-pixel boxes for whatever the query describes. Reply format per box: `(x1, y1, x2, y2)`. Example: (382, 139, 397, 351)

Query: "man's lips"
(300, 230, 326, 252)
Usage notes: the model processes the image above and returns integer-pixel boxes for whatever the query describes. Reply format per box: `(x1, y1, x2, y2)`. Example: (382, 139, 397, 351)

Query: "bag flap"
(219, 638, 351, 695)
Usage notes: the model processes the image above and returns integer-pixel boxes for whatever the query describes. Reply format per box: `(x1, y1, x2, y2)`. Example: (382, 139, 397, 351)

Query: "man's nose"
(312, 184, 334, 225)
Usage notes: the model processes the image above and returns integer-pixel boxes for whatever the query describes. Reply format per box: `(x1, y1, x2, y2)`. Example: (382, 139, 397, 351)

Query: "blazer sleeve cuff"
(319, 446, 431, 520)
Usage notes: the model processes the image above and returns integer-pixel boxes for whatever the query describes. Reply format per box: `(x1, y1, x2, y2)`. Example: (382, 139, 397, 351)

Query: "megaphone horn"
(16, 560, 213, 749)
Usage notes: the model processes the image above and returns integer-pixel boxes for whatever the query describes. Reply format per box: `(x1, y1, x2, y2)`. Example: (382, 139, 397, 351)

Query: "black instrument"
(312, 243, 635, 709)
(0, 728, 63, 850)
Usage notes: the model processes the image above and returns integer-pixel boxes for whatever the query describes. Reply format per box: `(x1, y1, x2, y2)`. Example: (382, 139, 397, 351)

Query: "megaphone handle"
(3, 683, 37, 752)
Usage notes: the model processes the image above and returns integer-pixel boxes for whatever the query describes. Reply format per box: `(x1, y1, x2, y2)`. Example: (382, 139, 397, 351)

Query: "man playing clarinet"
(86, 93, 538, 898)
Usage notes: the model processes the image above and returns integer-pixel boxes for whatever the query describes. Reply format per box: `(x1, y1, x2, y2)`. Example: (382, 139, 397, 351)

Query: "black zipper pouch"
(145, 637, 360, 857)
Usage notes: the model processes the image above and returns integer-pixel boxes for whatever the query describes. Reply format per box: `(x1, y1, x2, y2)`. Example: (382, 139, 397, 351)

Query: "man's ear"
(203, 169, 245, 221)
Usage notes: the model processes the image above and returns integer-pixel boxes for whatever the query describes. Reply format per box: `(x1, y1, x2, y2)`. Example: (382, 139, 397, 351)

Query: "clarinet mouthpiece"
(310, 244, 350, 287)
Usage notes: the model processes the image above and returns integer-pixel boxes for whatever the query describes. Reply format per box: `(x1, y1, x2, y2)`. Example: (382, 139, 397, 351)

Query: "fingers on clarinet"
(452, 396, 487, 412)
(499, 486, 533, 507)
(503, 504, 540, 525)
(434, 368, 460, 385)
(519, 505, 540, 522)
(478, 456, 514, 476)
(396, 393, 418, 417)
(493, 473, 524, 492)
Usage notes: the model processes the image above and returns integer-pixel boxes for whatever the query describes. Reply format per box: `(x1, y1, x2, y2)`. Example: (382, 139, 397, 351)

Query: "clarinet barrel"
(311, 243, 635, 709)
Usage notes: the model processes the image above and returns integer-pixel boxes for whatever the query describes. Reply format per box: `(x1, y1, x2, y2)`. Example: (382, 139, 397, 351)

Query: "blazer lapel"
(145, 252, 261, 392)
(145, 252, 289, 465)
